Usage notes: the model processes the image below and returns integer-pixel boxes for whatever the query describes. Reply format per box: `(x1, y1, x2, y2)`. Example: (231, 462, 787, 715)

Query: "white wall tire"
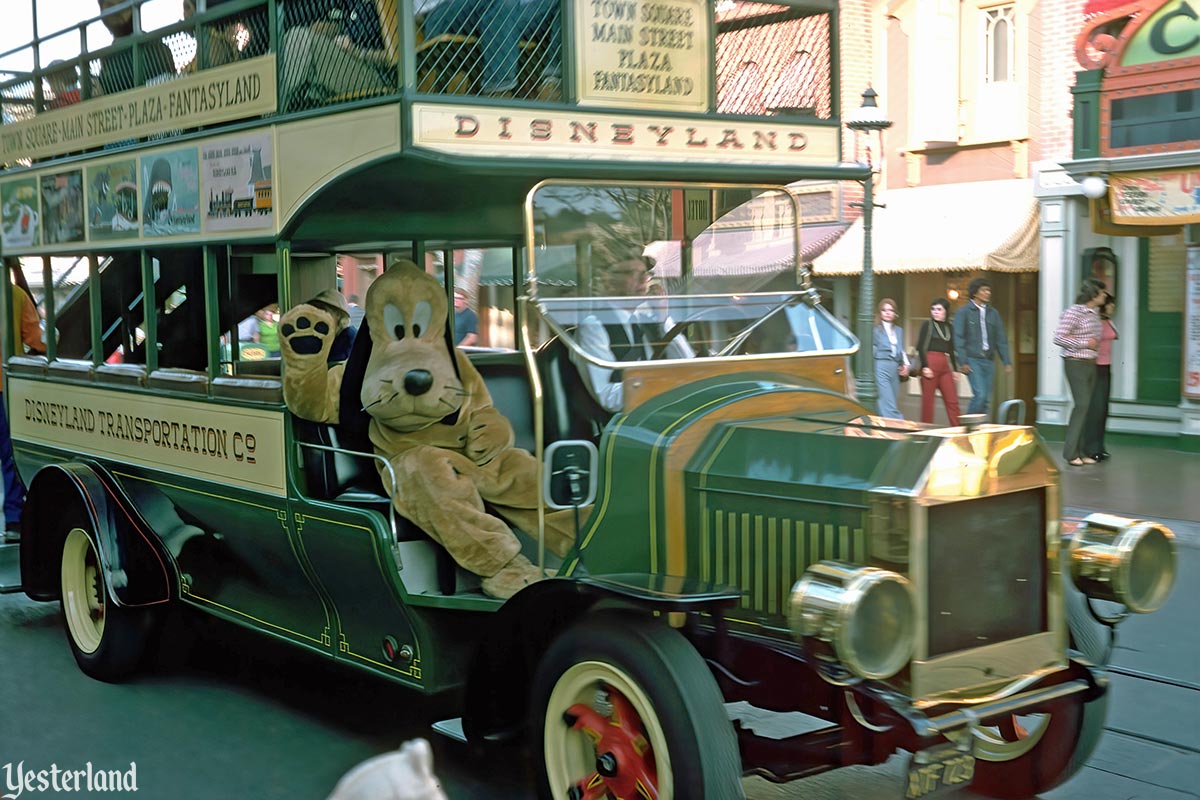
(60, 527, 150, 682)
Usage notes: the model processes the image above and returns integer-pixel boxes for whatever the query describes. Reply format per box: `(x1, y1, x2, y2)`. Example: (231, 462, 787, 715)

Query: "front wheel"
(530, 615, 744, 800)
(61, 527, 151, 682)
(967, 578, 1111, 799)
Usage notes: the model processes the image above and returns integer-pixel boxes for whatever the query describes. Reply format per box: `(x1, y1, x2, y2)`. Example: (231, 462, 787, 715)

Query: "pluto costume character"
(279, 260, 575, 599)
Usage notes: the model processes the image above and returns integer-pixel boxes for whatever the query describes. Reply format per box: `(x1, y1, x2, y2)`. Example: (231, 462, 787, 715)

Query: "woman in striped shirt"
(1053, 280, 1107, 466)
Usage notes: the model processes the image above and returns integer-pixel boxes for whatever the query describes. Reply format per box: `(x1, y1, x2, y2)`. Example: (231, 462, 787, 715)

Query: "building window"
(983, 6, 1014, 84)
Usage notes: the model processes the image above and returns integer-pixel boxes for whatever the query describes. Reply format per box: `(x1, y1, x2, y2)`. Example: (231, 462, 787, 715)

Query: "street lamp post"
(845, 87, 892, 413)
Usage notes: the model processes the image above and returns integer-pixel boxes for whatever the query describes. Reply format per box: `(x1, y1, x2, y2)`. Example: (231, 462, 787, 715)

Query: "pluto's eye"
(383, 304, 406, 341)
(411, 301, 432, 338)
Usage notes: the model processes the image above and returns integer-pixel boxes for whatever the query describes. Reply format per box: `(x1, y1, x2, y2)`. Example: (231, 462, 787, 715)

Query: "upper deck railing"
(0, 0, 838, 166)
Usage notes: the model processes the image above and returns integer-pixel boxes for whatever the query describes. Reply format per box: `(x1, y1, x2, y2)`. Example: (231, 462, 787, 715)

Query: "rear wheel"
(61, 527, 151, 682)
(530, 615, 743, 800)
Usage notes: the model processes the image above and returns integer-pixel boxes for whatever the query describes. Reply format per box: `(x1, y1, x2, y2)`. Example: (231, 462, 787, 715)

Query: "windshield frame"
(521, 179, 858, 369)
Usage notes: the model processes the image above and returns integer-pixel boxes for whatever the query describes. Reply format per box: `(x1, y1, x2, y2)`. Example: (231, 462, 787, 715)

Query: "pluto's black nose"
(403, 369, 433, 396)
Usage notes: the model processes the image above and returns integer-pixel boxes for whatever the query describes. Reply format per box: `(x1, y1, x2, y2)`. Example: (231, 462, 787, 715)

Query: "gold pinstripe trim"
(647, 386, 774, 573)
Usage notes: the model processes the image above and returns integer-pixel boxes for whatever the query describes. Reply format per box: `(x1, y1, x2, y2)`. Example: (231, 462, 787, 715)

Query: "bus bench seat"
(48, 359, 96, 382)
(149, 368, 209, 394)
(212, 376, 283, 404)
(471, 354, 536, 453)
(7, 354, 48, 377)
(233, 358, 282, 378)
(96, 362, 148, 387)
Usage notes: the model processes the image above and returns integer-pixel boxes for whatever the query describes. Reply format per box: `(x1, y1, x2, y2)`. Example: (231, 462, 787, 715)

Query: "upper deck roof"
(1, 0, 844, 166)
(0, 0, 865, 253)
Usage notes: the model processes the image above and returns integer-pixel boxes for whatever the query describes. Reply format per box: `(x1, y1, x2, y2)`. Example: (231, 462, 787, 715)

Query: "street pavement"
(2, 441, 1197, 799)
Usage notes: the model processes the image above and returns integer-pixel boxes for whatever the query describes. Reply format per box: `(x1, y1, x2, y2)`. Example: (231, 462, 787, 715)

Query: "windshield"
(525, 181, 856, 363)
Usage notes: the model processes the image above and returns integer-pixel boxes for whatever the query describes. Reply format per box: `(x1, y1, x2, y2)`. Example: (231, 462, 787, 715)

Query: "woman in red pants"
(916, 298, 961, 426)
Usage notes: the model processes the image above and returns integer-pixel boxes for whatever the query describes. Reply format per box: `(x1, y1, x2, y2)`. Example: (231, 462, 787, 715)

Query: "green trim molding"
(1037, 422, 1200, 452)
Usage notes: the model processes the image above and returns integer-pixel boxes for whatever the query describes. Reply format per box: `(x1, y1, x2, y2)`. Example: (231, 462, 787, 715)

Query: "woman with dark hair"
(916, 298, 960, 426)
(872, 298, 910, 419)
(1083, 293, 1118, 461)
(1053, 280, 1106, 466)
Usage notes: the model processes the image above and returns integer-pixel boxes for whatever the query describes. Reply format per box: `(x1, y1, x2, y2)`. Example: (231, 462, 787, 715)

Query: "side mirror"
(544, 440, 599, 510)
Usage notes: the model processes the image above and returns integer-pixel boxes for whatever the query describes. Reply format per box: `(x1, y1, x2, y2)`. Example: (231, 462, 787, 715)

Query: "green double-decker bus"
(0, 1, 1177, 797)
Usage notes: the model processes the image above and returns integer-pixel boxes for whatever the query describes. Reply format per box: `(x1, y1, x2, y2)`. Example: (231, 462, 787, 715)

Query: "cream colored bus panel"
(9, 378, 286, 497)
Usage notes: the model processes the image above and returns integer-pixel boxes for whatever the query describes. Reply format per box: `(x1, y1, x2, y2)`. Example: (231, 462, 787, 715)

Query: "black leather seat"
(536, 336, 611, 444)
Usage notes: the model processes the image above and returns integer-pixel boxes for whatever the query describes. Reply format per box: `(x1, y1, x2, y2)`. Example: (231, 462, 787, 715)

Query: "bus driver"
(572, 241, 695, 413)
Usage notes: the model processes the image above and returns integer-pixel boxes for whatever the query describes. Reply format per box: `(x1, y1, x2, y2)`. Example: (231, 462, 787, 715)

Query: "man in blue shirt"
(952, 278, 1012, 417)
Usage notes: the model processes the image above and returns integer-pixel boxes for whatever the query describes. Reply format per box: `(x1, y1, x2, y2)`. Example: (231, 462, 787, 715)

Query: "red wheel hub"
(562, 685, 658, 800)
(998, 715, 1029, 742)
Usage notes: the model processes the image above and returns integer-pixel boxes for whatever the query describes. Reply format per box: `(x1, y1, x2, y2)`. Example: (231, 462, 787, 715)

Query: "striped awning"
(811, 179, 1039, 276)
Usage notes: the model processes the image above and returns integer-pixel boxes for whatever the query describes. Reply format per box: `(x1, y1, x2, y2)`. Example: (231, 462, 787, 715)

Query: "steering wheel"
(648, 306, 730, 360)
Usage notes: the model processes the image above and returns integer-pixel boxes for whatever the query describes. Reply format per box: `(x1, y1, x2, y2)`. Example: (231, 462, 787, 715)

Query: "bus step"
(430, 717, 467, 743)
(0, 541, 21, 593)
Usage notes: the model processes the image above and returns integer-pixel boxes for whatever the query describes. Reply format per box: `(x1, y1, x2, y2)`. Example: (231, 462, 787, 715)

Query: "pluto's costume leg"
(389, 446, 539, 598)
(473, 449, 579, 558)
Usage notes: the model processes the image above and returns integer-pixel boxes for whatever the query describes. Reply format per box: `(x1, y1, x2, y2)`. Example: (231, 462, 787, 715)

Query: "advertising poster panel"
(1, 177, 41, 249)
(141, 148, 201, 237)
(203, 132, 273, 232)
(40, 170, 85, 244)
(86, 159, 140, 240)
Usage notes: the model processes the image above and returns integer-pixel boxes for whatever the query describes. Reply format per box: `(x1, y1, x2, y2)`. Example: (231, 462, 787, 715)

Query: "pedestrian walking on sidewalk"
(1054, 280, 1106, 466)
(872, 298, 910, 419)
(952, 278, 1012, 417)
(1083, 292, 1118, 461)
(916, 297, 961, 426)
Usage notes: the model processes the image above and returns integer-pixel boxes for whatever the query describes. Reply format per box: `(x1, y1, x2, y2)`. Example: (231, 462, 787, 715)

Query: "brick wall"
(1036, 0, 1086, 163)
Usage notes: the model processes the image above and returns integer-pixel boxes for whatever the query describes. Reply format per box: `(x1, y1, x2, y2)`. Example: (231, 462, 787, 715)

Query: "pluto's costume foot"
(480, 554, 543, 599)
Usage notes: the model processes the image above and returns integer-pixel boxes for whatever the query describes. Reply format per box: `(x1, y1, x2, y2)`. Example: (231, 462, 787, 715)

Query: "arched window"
(984, 6, 1015, 83)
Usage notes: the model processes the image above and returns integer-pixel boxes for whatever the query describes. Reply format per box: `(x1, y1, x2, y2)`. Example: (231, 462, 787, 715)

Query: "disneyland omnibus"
(0, 0, 1178, 797)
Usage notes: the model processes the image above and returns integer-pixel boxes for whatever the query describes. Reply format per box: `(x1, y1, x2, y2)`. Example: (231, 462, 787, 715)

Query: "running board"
(431, 717, 467, 743)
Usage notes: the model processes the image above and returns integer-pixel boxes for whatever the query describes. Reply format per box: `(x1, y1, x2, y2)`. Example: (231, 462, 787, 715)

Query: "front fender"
(462, 573, 740, 742)
(21, 463, 175, 608)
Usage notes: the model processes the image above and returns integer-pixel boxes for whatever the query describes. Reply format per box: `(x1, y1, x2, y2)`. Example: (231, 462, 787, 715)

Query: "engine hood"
(688, 410, 1058, 506)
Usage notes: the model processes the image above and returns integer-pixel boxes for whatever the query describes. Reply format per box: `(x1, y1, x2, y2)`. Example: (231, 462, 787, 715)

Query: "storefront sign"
(1186, 246, 1200, 398)
(413, 104, 838, 165)
(0, 55, 276, 163)
(576, 0, 709, 112)
(1124, 0, 1200, 65)
(1110, 170, 1200, 224)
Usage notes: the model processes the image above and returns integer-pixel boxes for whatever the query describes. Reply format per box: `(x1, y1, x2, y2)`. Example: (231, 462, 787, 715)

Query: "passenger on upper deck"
(182, 0, 243, 72)
(46, 61, 82, 109)
(96, 0, 177, 95)
(417, 0, 559, 97)
(281, 0, 395, 108)
(572, 241, 695, 414)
